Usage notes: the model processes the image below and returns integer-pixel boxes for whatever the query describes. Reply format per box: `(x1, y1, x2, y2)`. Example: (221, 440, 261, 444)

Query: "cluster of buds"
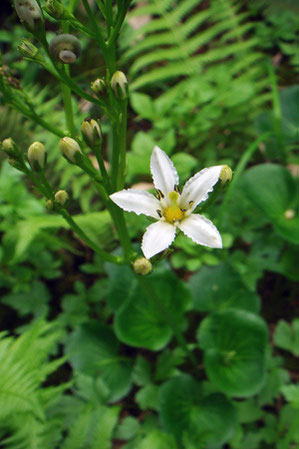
(1, 138, 48, 174)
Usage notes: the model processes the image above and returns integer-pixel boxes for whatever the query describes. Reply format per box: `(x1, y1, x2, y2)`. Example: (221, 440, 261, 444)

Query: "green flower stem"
(110, 121, 120, 190)
(82, 0, 109, 60)
(218, 132, 273, 221)
(117, 100, 128, 189)
(105, 0, 113, 36)
(268, 62, 284, 161)
(79, 159, 134, 261)
(38, 170, 54, 199)
(94, 145, 111, 191)
(57, 208, 125, 264)
(107, 1, 130, 46)
(23, 167, 50, 198)
(137, 275, 198, 371)
(60, 67, 76, 137)
(95, 0, 106, 19)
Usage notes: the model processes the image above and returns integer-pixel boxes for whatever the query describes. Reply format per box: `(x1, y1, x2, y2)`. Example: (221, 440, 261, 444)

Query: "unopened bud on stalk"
(284, 209, 295, 220)
(110, 71, 128, 100)
(18, 38, 38, 58)
(2, 138, 19, 158)
(27, 141, 46, 171)
(46, 199, 53, 209)
(219, 165, 233, 184)
(54, 189, 69, 206)
(81, 118, 102, 148)
(59, 137, 82, 163)
(132, 257, 152, 275)
(44, 0, 72, 19)
(14, 0, 44, 33)
(49, 34, 81, 64)
(91, 78, 106, 97)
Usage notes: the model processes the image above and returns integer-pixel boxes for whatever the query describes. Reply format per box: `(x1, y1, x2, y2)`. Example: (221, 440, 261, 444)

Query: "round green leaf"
(198, 310, 268, 397)
(242, 164, 298, 243)
(65, 321, 132, 402)
(188, 263, 260, 313)
(159, 374, 237, 447)
(114, 271, 191, 351)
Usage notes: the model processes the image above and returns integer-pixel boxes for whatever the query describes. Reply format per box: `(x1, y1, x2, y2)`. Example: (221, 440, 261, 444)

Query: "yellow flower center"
(164, 206, 184, 223)
(163, 191, 184, 223)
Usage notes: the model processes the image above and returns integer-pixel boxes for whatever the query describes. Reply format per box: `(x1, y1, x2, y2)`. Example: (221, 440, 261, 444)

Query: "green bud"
(132, 257, 152, 276)
(49, 34, 81, 64)
(81, 118, 102, 148)
(44, 0, 72, 19)
(46, 199, 54, 209)
(14, 0, 44, 33)
(2, 138, 17, 157)
(110, 71, 128, 100)
(54, 189, 69, 206)
(59, 137, 82, 163)
(27, 141, 46, 171)
(91, 78, 106, 98)
(18, 38, 38, 58)
(219, 165, 233, 184)
(284, 209, 295, 220)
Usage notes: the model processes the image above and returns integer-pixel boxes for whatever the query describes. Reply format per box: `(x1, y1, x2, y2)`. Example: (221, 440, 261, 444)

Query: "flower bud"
(27, 141, 46, 170)
(91, 78, 106, 98)
(18, 38, 38, 58)
(132, 257, 152, 276)
(220, 165, 233, 184)
(81, 118, 102, 148)
(59, 137, 82, 163)
(44, 0, 72, 19)
(284, 209, 295, 220)
(54, 189, 69, 206)
(14, 0, 44, 33)
(46, 199, 53, 209)
(110, 71, 128, 100)
(2, 138, 20, 158)
(49, 34, 81, 64)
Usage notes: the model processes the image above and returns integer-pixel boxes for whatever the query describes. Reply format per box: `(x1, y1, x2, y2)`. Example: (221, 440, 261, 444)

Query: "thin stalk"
(58, 208, 125, 264)
(110, 121, 121, 189)
(60, 66, 76, 137)
(117, 100, 128, 189)
(268, 62, 284, 160)
(218, 132, 273, 221)
(95, 0, 106, 19)
(105, 0, 113, 36)
(82, 0, 108, 57)
(94, 145, 111, 191)
(39, 170, 54, 199)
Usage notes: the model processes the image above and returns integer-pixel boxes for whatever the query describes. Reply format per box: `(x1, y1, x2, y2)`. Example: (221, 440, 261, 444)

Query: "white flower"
(110, 146, 223, 259)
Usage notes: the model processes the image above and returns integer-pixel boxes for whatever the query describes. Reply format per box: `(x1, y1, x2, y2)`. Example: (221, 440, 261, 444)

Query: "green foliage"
(0, 321, 67, 449)
(198, 309, 268, 397)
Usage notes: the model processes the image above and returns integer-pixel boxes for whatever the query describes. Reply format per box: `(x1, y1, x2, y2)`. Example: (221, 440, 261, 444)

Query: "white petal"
(110, 189, 161, 219)
(178, 214, 222, 248)
(181, 166, 223, 211)
(142, 221, 176, 259)
(150, 146, 179, 195)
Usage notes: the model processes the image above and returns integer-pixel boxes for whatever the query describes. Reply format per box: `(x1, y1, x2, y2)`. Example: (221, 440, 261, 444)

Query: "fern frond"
(0, 321, 67, 449)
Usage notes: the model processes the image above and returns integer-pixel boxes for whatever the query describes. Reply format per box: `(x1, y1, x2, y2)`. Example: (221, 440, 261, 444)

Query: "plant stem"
(60, 67, 76, 137)
(218, 132, 273, 221)
(58, 208, 125, 264)
(117, 100, 128, 189)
